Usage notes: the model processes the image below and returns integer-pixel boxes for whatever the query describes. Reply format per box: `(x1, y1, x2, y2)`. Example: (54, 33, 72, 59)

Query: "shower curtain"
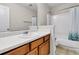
(68, 7, 79, 41)
(53, 10, 73, 39)
(53, 7, 79, 41)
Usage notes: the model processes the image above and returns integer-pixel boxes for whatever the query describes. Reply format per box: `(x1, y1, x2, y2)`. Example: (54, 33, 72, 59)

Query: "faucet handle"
(7, 28, 10, 31)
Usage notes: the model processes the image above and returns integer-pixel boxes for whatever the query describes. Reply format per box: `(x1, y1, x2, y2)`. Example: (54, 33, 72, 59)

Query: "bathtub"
(56, 38, 79, 53)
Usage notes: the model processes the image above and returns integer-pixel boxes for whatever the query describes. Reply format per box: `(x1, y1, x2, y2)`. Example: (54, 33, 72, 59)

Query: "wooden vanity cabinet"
(5, 44, 29, 55)
(31, 38, 43, 50)
(3, 34, 50, 55)
(27, 48, 38, 55)
(44, 35, 50, 41)
(39, 40, 50, 55)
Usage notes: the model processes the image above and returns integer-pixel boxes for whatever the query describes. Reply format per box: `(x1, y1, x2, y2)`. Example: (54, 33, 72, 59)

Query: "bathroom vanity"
(0, 31, 50, 55)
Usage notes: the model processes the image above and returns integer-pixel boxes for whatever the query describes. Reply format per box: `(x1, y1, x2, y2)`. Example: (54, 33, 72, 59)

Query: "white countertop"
(0, 30, 50, 54)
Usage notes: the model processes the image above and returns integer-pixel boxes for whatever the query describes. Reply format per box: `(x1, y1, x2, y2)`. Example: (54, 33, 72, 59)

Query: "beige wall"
(37, 4, 50, 25)
(0, 3, 36, 31)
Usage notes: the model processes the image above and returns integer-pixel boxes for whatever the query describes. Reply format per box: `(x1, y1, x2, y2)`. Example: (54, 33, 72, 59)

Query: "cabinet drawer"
(45, 35, 50, 41)
(31, 38, 43, 50)
(5, 44, 29, 55)
(27, 48, 38, 55)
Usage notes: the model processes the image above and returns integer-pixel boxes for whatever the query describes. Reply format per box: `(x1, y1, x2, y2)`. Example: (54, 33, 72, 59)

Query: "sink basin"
(18, 32, 39, 38)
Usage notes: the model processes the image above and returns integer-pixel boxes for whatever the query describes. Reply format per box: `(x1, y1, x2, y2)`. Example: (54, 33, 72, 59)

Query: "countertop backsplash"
(0, 30, 29, 38)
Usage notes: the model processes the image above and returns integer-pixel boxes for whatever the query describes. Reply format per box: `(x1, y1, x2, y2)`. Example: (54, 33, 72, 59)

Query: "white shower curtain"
(53, 11, 72, 39)
(52, 7, 79, 40)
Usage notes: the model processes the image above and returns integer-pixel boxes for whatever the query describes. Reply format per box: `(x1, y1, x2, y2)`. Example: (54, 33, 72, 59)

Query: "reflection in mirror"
(0, 3, 51, 33)
(0, 3, 37, 32)
(0, 5, 9, 32)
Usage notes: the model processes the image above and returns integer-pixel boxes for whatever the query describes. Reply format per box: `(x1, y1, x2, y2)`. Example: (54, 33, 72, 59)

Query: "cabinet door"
(27, 48, 38, 55)
(39, 40, 50, 55)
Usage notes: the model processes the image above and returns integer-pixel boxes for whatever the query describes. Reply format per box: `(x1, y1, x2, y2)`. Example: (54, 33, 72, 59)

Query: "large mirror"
(0, 3, 51, 32)
(0, 3, 37, 32)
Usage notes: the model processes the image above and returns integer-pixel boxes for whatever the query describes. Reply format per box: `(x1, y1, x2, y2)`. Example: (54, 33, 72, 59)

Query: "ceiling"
(47, 3, 65, 7)
(18, 3, 67, 11)
(18, 3, 37, 11)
